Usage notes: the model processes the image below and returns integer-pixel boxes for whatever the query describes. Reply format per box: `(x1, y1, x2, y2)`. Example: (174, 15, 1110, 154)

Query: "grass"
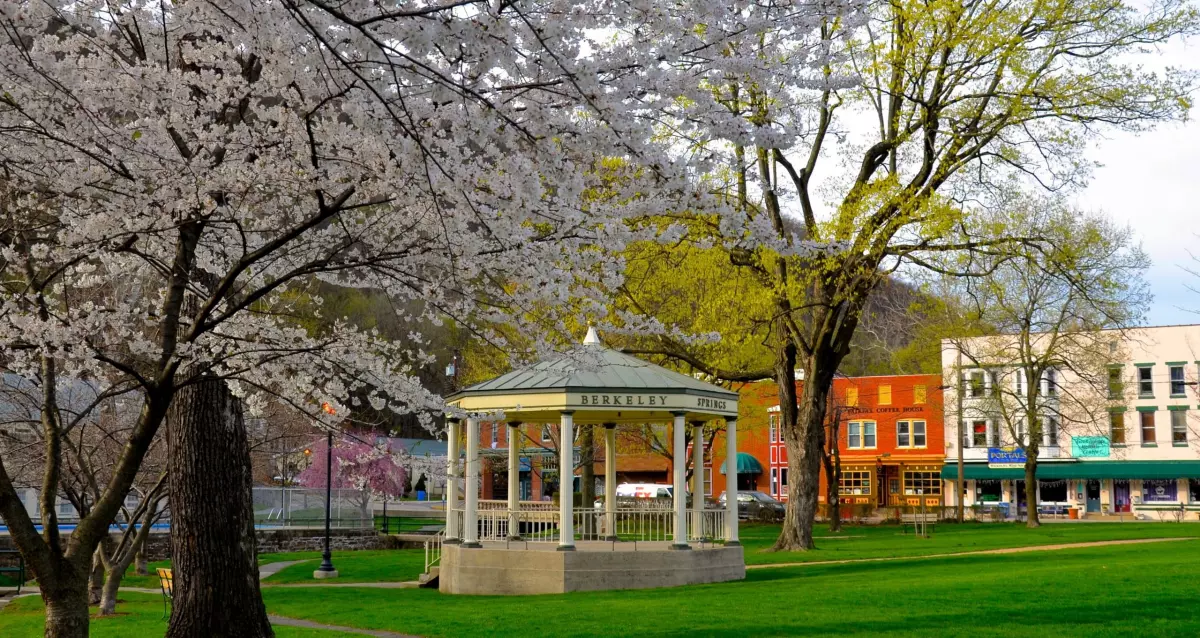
(0, 592, 359, 637)
(258, 539, 1200, 637)
(263, 550, 426, 584)
(736, 520, 1200, 564)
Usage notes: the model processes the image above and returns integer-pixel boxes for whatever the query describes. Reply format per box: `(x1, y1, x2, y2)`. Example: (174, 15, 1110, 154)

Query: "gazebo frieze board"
(449, 390, 737, 420)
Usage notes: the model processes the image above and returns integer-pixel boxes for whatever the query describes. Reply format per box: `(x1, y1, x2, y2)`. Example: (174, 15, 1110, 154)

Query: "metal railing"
(448, 507, 728, 543)
(424, 529, 444, 574)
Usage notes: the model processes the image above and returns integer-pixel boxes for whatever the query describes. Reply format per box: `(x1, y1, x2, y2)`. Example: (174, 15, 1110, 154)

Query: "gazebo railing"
(448, 506, 727, 543)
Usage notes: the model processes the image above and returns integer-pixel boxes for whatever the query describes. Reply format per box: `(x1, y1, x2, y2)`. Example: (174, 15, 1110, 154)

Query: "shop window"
(1190, 479, 1200, 503)
(1107, 367, 1124, 399)
(1171, 410, 1188, 445)
(1140, 411, 1157, 446)
(1110, 412, 1126, 445)
(770, 468, 778, 496)
(839, 470, 872, 496)
(779, 468, 789, 497)
(1142, 479, 1178, 502)
(879, 384, 892, 405)
(1138, 366, 1154, 398)
(848, 421, 876, 449)
(1170, 366, 1186, 397)
(913, 385, 927, 405)
(903, 471, 941, 496)
(976, 480, 1003, 503)
(1038, 479, 1068, 502)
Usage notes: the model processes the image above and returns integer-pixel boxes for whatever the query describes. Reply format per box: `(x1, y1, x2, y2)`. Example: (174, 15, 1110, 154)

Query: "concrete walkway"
(745, 536, 1194, 570)
(260, 560, 309, 580)
(268, 614, 420, 637)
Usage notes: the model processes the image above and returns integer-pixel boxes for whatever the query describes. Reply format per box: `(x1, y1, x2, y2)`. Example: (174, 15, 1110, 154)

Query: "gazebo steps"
(418, 567, 440, 588)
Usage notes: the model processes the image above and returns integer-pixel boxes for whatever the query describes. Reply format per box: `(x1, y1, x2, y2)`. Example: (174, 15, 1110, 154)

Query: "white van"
(614, 483, 674, 499)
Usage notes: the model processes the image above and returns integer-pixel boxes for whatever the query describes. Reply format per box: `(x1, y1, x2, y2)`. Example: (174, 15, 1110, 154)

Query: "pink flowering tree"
(296, 438, 408, 521)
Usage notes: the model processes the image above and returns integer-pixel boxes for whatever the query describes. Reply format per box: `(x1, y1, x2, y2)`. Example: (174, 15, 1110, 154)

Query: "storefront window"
(1038, 479, 1067, 502)
(839, 470, 871, 496)
(1142, 479, 1178, 502)
(976, 479, 1002, 503)
(903, 471, 941, 496)
(1190, 479, 1200, 503)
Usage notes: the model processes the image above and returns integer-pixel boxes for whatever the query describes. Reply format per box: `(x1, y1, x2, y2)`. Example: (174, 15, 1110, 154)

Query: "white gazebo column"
(558, 411, 576, 550)
(691, 422, 705, 540)
(671, 412, 689, 549)
(462, 416, 481, 547)
(725, 418, 739, 545)
(507, 422, 522, 540)
(445, 418, 461, 543)
(604, 423, 618, 541)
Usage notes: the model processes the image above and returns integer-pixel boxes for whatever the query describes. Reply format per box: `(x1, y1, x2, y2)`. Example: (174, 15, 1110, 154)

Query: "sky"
(1076, 38, 1199, 327)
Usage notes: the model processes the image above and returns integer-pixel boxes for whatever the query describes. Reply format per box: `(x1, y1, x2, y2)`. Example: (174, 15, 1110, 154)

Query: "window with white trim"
(769, 414, 778, 443)
(847, 421, 876, 449)
(1138, 366, 1154, 398)
(770, 468, 779, 496)
(897, 420, 926, 448)
(1171, 410, 1188, 445)
(1045, 416, 1059, 446)
(541, 424, 552, 443)
(1170, 366, 1186, 397)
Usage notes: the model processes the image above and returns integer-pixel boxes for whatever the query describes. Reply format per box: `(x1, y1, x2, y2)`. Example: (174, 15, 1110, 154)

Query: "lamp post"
(314, 428, 339, 579)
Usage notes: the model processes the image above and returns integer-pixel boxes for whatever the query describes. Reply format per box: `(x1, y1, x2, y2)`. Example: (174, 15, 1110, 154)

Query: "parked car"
(718, 491, 786, 520)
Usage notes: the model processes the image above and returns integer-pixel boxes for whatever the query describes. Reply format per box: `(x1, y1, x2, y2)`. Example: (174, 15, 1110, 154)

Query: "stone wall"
(0, 528, 384, 562)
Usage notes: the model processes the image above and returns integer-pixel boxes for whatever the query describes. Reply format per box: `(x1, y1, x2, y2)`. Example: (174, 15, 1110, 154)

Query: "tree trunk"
(42, 576, 90, 638)
(87, 547, 104, 605)
(821, 439, 842, 533)
(1024, 451, 1040, 529)
(135, 547, 148, 576)
(98, 561, 124, 616)
(579, 424, 595, 539)
(167, 375, 273, 638)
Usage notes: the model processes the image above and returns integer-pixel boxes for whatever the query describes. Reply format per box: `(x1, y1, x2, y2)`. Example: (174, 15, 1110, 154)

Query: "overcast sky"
(1076, 39, 1199, 327)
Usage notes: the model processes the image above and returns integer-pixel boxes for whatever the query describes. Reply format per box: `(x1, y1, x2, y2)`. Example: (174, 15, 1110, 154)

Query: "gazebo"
(437, 327, 745, 594)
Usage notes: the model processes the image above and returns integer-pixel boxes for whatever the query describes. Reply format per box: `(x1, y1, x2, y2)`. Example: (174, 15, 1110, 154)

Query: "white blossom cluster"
(0, 0, 854, 438)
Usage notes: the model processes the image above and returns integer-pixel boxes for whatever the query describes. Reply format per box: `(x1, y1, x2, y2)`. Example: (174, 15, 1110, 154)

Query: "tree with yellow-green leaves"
(622, 0, 1198, 550)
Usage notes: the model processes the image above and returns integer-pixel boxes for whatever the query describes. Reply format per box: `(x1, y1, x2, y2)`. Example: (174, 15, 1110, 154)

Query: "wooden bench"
(900, 513, 937, 535)
(0, 549, 25, 595)
(156, 568, 173, 619)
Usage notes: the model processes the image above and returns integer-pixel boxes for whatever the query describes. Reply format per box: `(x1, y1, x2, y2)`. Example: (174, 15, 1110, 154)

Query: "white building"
(942, 324, 1200, 519)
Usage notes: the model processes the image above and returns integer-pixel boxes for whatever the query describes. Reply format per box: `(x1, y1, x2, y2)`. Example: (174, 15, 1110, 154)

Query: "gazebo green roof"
(453, 329, 737, 400)
(446, 327, 738, 422)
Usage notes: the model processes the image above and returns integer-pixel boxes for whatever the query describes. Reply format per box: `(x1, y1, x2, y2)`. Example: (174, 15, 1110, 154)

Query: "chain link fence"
(253, 487, 373, 529)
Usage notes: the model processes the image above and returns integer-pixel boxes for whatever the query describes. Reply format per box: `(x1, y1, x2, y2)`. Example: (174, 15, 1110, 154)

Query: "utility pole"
(956, 349, 965, 524)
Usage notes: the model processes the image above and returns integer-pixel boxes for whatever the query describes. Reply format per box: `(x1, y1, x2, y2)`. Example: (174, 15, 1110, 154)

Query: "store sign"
(987, 447, 1026, 468)
(1071, 436, 1111, 458)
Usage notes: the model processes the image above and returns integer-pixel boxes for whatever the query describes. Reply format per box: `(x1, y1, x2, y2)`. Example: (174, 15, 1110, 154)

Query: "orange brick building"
(709, 374, 946, 509)
(467, 374, 945, 511)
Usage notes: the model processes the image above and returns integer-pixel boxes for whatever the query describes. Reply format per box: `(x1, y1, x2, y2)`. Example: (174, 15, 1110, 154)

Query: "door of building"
(1086, 480, 1101, 512)
(1113, 480, 1131, 513)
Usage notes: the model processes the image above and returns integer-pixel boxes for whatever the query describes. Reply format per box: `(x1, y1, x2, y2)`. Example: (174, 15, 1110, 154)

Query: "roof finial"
(583, 324, 602, 346)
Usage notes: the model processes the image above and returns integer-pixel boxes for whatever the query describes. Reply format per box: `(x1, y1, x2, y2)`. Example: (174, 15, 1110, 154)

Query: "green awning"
(941, 461, 1200, 481)
(720, 452, 764, 475)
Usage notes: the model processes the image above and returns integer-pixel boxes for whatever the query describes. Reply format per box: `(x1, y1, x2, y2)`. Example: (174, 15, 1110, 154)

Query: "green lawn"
(264, 550, 426, 584)
(737, 520, 1200, 564)
(0, 592, 358, 637)
(258, 539, 1200, 637)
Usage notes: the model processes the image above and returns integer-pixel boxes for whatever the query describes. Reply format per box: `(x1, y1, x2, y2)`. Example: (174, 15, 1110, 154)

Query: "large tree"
(620, 0, 1196, 550)
(0, 1, 841, 634)
(941, 201, 1150, 527)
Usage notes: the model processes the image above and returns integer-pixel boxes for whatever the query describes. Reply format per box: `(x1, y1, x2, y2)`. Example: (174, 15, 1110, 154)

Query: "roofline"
(448, 385, 739, 403)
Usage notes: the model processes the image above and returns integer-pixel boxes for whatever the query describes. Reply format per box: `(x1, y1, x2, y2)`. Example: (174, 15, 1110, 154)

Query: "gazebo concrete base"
(439, 541, 744, 595)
